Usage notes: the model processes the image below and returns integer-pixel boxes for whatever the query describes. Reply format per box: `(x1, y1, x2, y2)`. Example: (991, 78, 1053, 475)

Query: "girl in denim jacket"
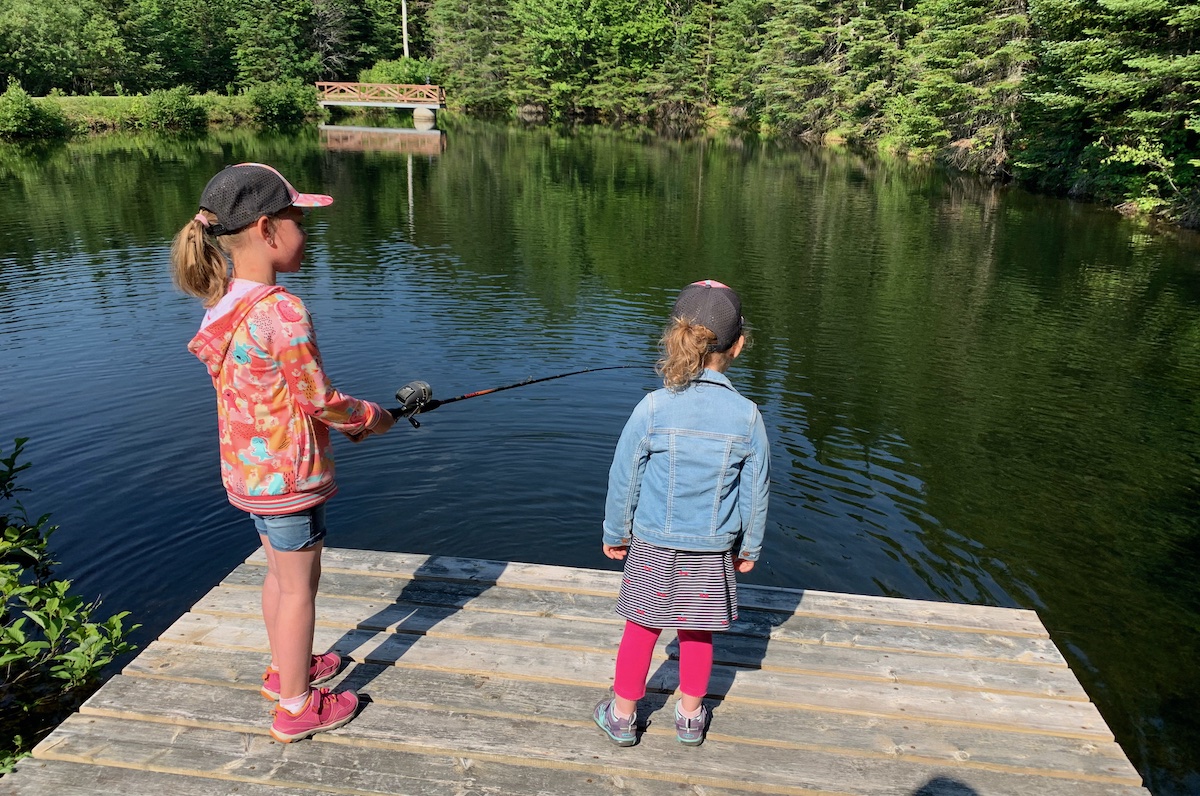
(594, 280, 770, 747)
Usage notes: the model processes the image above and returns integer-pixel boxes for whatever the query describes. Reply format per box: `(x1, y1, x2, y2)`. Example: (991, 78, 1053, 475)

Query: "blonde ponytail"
(655, 318, 718, 389)
(170, 211, 230, 308)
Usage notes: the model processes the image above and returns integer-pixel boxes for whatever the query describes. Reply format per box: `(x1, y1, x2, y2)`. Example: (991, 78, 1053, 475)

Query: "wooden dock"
(1, 548, 1150, 796)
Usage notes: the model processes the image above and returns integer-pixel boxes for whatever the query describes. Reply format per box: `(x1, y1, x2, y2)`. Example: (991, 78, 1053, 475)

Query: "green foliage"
(245, 79, 319, 129)
(0, 0, 1194, 224)
(1016, 0, 1200, 224)
(143, 86, 207, 132)
(1, 439, 138, 773)
(230, 0, 323, 87)
(0, 80, 70, 140)
(428, 0, 515, 114)
(751, 0, 843, 138)
(359, 56, 442, 85)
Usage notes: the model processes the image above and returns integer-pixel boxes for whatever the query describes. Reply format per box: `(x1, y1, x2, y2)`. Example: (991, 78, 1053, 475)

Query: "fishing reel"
(392, 380, 433, 427)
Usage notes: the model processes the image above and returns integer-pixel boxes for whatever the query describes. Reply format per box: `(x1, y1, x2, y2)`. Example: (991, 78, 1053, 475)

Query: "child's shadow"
(644, 584, 806, 728)
(327, 557, 501, 699)
(911, 778, 981, 796)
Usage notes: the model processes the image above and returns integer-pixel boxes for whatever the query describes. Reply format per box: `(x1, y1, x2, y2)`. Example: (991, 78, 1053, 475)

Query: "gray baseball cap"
(199, 163, 332, 236)
(672, 280, 744, 352)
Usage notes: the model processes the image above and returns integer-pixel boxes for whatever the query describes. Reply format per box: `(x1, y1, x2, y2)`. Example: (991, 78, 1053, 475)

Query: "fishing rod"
(387, 365, 644, 427)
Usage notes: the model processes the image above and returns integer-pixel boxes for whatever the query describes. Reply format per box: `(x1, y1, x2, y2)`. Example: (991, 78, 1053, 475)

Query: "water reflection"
(319, 124, 447, 156)
(1, 124, 1199, 793)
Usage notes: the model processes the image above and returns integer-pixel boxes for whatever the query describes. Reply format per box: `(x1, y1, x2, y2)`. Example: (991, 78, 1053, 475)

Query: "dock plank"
(0, 548, 1148, 796)
(119, 642, 1141, 782)
(29, 715, 770, 796)
(59, 679, 1146, 796)
(0, 759, 311, 796)
(252, 549, 1050, 636)
(156, 612, 1113, 738)
(189, 585, 1085, 698)
(219, 567, 1068, 665)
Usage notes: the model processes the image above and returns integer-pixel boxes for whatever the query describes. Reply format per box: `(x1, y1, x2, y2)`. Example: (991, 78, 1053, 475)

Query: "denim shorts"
(250, 504, 328, 552)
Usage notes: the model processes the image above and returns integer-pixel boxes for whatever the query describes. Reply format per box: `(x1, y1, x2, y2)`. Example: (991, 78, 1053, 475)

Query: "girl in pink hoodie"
(172, 163, 394, 742)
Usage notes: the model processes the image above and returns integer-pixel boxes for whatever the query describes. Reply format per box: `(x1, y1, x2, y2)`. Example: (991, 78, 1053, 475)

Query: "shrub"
(143, 87, 208, 132)
(359, 58, 443, 86)
(195, 91, 255, 127)
(1, 438, 138, 773)
(246, 79, 318, 130)
(0, 81, 71, 141)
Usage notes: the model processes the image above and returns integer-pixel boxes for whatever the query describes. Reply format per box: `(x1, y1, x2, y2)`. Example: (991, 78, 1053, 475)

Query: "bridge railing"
(316, 82, 446, 106)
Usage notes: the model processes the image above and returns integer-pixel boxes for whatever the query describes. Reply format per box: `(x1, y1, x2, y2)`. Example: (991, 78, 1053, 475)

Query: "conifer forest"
(0, 0, 1196, 222)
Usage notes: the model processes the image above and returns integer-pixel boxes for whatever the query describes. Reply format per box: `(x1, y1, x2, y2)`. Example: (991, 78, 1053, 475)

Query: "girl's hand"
(603, 543, 628, 560)
(734, 558, 755, 573)
(343, 410, 396, 443)
(370, 410, 396, 437)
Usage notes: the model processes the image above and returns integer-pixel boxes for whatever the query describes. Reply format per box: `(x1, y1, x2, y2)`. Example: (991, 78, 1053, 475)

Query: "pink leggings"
(613, 620, 713, 701)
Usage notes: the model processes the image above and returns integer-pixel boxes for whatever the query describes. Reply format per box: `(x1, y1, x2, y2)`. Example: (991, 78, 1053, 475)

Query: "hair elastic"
(193, 212, 211, 228)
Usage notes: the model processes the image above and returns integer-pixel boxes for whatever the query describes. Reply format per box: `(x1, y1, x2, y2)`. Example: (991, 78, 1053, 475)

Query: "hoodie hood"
(187, 283, 283, 377)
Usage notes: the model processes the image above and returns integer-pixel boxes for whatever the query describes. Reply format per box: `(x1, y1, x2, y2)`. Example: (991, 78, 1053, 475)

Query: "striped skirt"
(615, 536, 738, 631)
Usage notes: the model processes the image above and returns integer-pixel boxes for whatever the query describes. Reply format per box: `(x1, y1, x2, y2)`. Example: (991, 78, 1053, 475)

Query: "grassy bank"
(0, 82, 322, 139)
(50, 93, 258, 132)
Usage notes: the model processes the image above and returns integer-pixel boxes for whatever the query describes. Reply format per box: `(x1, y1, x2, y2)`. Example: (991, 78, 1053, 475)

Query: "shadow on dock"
(329, 557, 499, 698)
(912, 777, 981, 795)
(646, 587, 806, 727)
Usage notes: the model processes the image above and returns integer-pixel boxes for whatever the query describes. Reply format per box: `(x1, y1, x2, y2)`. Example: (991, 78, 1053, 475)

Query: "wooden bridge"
(1, 548, 1151, 796)
(316, 82, 446, 110)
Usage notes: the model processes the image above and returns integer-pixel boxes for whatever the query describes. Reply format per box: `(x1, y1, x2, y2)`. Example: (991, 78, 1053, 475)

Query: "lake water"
(1, 121, 1198, 794)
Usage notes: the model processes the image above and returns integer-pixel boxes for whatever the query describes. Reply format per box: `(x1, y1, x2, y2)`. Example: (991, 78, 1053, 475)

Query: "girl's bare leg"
(261, 535, 323, 701)
(261, 535, 280, 669)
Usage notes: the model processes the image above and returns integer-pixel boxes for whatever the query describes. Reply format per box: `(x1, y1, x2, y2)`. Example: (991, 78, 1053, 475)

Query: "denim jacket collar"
(693, 368, 734, 391)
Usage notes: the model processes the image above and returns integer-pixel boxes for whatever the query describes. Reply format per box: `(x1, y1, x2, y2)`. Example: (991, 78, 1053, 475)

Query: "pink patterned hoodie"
(188, 280, 382, 514)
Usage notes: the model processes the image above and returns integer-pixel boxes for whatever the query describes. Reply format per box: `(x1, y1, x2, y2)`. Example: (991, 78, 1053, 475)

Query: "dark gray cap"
(672, 280, 743, 352)
(199, 162, 332, 236)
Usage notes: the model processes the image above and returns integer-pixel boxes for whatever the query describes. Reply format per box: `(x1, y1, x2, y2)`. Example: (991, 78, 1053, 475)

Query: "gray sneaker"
(593, 698, 637, 746)
(675, 703, 709, 746)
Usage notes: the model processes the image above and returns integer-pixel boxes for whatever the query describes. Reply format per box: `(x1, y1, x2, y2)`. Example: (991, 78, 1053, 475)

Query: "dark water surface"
(1, 123, 1198, 793)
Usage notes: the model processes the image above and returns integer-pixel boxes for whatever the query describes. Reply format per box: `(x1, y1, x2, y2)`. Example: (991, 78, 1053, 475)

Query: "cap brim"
(293, 192, 333, 208)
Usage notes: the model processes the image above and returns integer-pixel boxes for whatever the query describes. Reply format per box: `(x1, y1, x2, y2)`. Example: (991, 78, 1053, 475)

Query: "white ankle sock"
(677, 703, 702, 719)
(278, 690, 310, 714)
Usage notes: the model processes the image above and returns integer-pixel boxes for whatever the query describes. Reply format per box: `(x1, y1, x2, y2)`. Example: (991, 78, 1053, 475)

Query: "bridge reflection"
(319, 125, 447, 156)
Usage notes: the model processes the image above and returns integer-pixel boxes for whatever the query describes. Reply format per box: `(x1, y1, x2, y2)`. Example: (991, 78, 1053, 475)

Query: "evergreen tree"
(752, 0, 848, 137)
(636, 0, 717, 127)
(1017, 0, 1200, 223)
(896, 0, 1030, 172)
(710, 0, 771, 120)
(428, 0, 515, 113)
(505, 0, 598, 117)
(311, 0, 373, 80)
(231, 0, 320, 86)
(136, 0, 238, 93)
(581, 0, 673, 120)
(837, 0, 916, 140)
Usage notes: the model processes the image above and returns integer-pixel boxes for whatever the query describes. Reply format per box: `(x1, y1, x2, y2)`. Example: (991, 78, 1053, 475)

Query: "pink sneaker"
(270, 687, 359, 743)
(261, 652, 344, 700)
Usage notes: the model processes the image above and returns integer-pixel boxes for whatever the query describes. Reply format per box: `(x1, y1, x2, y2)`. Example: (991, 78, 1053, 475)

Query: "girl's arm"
(267, 295, 382, 434)
(602, 395, 653, 549)
(736, 406, 771, 562)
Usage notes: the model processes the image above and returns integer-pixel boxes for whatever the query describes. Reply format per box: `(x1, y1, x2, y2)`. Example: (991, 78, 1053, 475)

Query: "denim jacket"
(603, 369, 770, 560)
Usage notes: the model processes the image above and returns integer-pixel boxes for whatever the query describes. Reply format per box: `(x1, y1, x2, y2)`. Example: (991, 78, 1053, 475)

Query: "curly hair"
(657, 317, 737, 390)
